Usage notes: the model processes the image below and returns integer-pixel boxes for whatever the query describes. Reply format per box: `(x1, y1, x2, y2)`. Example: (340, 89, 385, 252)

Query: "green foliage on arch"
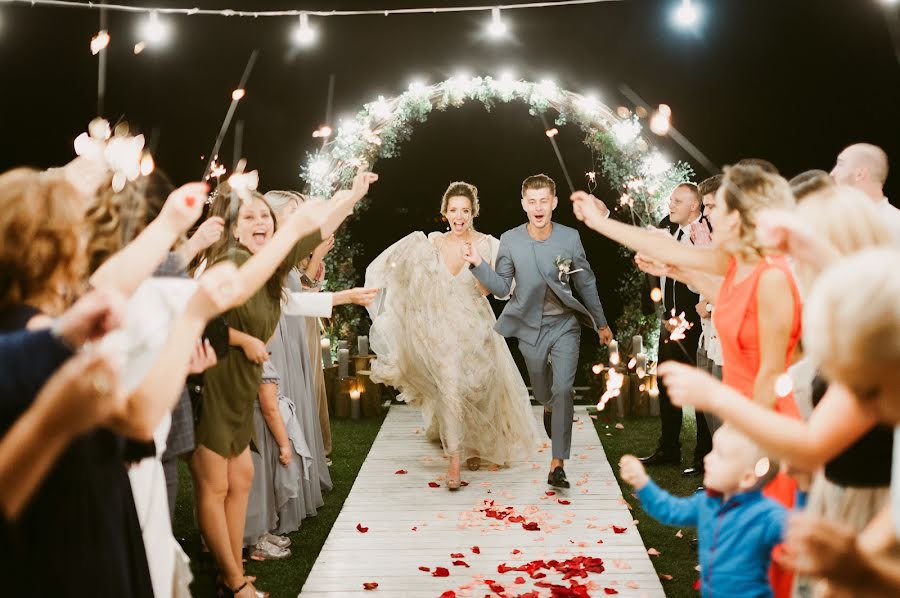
(301, 76, 694, 364)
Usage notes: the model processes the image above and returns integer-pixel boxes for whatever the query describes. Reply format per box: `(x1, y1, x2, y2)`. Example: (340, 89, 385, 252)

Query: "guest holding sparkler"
(572, 163, 802, 598)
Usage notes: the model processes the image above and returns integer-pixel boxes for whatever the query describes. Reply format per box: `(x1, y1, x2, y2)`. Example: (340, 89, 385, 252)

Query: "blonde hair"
(0, 168, 85, 314)
(521, 174, 556, 198)
(804, 248, 900, 376)
(264, 189, 307, 220)
(793, 185, 894, 291)
(440, 181, 480, 218)
(720, 164, 795, 259)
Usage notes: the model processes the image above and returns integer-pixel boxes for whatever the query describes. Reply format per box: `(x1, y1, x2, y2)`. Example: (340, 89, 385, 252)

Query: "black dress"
(0, 305, 155, 598)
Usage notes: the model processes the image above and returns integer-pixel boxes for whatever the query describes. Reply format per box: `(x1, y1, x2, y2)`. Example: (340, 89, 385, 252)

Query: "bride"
(365, 181, 537, 490)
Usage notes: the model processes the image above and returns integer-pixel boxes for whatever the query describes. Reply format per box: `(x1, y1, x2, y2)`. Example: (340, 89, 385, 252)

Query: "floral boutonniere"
(555, 256, 583, 285)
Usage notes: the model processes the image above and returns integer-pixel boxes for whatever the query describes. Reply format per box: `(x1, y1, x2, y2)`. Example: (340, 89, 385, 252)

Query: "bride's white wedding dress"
(365, 231, 537, 465)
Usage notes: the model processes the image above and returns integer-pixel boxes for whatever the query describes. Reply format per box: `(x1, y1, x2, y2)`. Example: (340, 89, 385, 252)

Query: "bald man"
(831, 143, 900, 242)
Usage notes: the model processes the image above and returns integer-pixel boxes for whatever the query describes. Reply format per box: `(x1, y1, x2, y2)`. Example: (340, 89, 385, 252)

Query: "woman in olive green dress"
(191, 173, 378, 598)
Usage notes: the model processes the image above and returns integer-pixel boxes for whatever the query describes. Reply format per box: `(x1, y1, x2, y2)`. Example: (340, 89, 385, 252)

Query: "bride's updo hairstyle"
(440, 181, 480, 219)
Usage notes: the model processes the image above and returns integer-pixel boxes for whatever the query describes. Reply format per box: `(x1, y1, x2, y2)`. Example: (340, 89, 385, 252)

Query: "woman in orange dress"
(571, 163, 801, 597)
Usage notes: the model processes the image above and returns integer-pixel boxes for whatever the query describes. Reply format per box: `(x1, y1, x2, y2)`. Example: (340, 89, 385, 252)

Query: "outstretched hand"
(619, 455, 650, 490)
(598, 326, 614, 345)
(570, 191, 610, 228)
(159, 182, 209, 236)
(656, 361, 721, 412)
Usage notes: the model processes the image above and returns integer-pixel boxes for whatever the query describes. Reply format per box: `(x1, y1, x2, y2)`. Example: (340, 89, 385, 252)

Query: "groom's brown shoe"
(543, 410, 553, 439)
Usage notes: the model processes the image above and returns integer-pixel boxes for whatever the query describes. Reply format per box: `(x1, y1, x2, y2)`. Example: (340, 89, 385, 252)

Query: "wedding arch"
(300, 75, 694, 361)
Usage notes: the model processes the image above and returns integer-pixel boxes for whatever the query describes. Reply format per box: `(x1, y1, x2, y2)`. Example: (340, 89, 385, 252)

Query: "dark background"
(2, 0, 898, 377)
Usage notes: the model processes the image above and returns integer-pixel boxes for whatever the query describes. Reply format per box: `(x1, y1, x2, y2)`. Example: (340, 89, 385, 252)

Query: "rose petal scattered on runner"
(604, 589, 619, 595)
(612, 526, 627, 534)
(418, 566, 430, 572)
(452, 560, 470, 568)
(411, 527, 417, 531)
(432, 567, 450, 577)
(362, 582, 378, 590)
(451, 553, 465, 559)
(394, 469, 407, 474)
(428, 482, 440, 488)
(356, 523, 369, 533)
(626, 581, 641, 589)
(439, 592, 456, 598)
(471, 546, 481, 554)
(545, 491, 556, 496)
(612, 559, 631, 570)
(557, 499, 571, 505)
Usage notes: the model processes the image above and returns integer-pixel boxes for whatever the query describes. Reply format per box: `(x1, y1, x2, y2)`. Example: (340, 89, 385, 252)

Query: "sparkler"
(538, 113, 575, 195)
(203, 49, 259, 181)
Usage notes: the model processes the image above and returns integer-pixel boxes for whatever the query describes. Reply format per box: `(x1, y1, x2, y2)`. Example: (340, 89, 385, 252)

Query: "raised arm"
(658, 362, 875, 471)
(464, 237, 514, 298)
(90, 182, 207, 297)
(571, 191, 730, 276)
(106, 263, 242, 440)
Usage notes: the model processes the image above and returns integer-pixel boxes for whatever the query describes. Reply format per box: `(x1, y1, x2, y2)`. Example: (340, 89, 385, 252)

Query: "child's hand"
(619, 455, 650, 490)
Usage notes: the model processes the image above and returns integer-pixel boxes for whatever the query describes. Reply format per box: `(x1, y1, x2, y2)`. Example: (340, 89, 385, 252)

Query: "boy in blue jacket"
(620, 424, 786, 597)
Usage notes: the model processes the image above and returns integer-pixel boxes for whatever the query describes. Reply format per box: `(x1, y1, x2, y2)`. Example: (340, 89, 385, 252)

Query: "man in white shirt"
(830, 143, 900, 243)
(640, 183, 712, 477)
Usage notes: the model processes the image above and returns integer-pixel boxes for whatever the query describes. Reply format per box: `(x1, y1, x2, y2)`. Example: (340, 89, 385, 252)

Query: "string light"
(487, 7, 508, 38)
(292, 12, 317, 47)
(312, 125, 333, 139)
(231, 88, 246, 101)
(8, 0, 623, 19)
(139, 10, 170, 46)
(674, 0, 699, 28)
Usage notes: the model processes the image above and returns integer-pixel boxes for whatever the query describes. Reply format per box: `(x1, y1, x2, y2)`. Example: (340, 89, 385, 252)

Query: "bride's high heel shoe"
(447, 452, 461, 491)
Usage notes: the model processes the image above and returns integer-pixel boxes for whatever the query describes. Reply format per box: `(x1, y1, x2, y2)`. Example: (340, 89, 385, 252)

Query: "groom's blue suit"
(470, 222, 607, 460)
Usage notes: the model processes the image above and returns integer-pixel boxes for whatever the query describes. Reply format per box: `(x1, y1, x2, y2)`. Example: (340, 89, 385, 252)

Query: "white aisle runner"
(299, 405, 665, 597)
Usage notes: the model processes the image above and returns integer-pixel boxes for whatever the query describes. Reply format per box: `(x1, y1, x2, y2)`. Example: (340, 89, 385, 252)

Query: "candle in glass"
(357, 335, 369, 356)
(632, 335, 643, 356)
(350, 388, 361, 419)
(609, 340, 620, 365)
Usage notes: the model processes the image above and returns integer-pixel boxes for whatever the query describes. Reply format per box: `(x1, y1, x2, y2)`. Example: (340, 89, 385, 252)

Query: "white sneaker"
(261, 532, 291, 549)
(250, 538, 291, 561)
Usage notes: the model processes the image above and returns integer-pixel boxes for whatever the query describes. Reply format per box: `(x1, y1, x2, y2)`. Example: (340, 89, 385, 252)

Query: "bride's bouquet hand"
(461, 241, 482, 267)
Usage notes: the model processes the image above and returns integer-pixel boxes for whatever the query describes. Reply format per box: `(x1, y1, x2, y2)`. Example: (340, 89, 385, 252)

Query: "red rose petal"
(418, 566, 430, 572)
(411, 527, 417, 531)
(439, 592, 456, 598)
(604, 589, 618, 595)
(545, 491, 556, 496)
(460, 480, 469, 487)
(428, 482, 440, 488)
(362, 582, 378, 590)
(522, 521, 541, 531)
(356, 523, 369, 533)
(471, 545, 481, 554)
(512, 549, 521, 555)
(558, 499, 571, 505)
(612, 525, 627, 534)
(489, 583, 505, 593)
(452, 560, 470, 568)
(515, 576, 526, 584)
(450, 553, 465, 559)
(432, 567, 450, 577)
(394, 469, 407, 474)
(694, 579, 702, 590)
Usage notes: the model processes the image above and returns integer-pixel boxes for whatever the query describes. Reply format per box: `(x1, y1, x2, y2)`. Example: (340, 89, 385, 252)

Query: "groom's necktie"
(664, 229, 684, 312)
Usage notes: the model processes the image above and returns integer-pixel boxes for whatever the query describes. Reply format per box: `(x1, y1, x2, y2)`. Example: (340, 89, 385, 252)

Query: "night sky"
(2, 0, 899, 372)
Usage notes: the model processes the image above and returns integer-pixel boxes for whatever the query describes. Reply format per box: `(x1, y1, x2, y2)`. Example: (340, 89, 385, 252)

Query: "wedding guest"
(573, 163, 802, 597)
(191, 173, 377, 598)
(788, 169, 834, 201)
(695, 175, 724, 433)
(0, 163, 240, 598)
(830, 143, 900, 241)
(781, 248, 900, 596)
(621, 426, 787, 597)
(636, 183, 712, 477)
(738, 158, 780, 175)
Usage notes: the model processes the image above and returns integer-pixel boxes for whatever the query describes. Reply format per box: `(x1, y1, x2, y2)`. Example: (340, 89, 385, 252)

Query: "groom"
(462, 174, 613, 488)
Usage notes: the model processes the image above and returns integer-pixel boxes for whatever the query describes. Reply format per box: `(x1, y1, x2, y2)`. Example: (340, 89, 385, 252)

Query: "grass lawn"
(172, 413, 386, 598)
(591, 408, 702, 598)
